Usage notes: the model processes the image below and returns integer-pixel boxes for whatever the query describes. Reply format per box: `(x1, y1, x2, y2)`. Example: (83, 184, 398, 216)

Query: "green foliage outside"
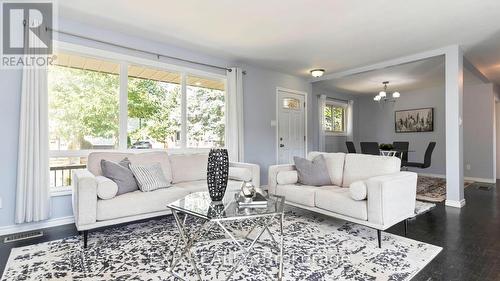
(324, 105, 345, 132)
(49, 66, 119, 149)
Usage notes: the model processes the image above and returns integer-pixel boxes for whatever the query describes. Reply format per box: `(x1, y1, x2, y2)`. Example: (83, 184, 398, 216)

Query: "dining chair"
(360, 142, 380, 155)
(346, 141, 356, 153)
(393, 141, 409, 165)
(406, 142, 436, 169)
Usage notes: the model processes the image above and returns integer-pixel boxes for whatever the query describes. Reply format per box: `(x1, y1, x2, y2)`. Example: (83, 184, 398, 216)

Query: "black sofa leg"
(83, 230, 88, 249)
(377, 230, 381, 248)
(404, 219, 408, 237)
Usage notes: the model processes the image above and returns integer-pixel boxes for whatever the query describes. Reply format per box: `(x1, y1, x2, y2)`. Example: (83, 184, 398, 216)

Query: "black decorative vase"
(207, 148, 229, 202)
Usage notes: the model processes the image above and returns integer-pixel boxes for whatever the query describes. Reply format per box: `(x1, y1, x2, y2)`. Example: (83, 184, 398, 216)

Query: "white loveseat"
(268, 152, 417, 247)
(72, 151, 259, 247)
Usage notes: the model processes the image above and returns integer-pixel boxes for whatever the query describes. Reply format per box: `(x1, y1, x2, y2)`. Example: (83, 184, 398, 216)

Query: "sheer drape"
(16, 21, 50, 223)
(226, 67, 244, 162)
(318, 95, 327, 151)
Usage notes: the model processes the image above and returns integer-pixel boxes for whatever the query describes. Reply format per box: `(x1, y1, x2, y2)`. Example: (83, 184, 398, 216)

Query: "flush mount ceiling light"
(310, 69, 325, 78)
(373, 81, 400, 103)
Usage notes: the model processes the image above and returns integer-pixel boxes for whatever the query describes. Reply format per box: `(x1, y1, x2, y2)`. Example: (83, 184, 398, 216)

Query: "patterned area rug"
(2, 209, 441, 281)
(417, 176, 474, 202)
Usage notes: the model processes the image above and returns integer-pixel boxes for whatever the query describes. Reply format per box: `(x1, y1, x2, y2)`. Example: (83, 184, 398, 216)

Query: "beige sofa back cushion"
(169, 153, 209, 183)
(342, 154, 401, 187)
(88, 151, 172, 183)
(307, 152, 346, 186)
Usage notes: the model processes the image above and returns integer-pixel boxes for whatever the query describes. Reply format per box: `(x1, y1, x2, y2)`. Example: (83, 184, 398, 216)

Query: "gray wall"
(242, 65, 311, 185)
(0, 19, 310, 228)
(463, 83, 496, 180)
(357, 85, 447, 175)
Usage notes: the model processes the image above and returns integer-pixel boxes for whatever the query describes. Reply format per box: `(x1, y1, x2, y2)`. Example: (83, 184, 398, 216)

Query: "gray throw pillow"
(101, 158, 139, 195)
(129, 163, 170, 192)
(294, 155, 332, 186)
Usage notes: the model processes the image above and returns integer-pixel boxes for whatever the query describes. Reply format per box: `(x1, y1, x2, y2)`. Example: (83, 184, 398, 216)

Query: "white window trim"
(49, 41, 228, 195)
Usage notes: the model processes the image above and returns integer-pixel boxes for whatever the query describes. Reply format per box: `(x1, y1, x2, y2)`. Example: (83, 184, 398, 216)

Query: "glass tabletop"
(167, 191, 285, 221)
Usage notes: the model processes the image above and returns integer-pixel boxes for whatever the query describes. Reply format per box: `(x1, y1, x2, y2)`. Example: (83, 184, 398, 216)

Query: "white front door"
(277, 90, 306, 164)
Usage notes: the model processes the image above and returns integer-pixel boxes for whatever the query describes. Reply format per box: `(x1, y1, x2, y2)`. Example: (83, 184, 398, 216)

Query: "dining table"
(379, 149, 415, 159)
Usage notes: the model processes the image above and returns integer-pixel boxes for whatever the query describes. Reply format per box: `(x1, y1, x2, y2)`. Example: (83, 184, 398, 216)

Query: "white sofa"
(72, 151, 259, 247)
(268, 152, 417, 247)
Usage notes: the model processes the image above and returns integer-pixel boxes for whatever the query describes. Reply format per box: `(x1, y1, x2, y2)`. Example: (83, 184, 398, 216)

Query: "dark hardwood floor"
(0, 182, 498, 280)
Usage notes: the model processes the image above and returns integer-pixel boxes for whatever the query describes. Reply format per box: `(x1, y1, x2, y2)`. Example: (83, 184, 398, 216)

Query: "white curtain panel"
(346, 99, 354, 141)
(318, 95, 327, 151)
(226, 67, 244, 162)
(15, 23, 50, 224)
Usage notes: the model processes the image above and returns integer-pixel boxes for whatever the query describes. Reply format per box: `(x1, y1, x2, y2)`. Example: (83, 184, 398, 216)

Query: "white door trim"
(275, 87, 308, 164)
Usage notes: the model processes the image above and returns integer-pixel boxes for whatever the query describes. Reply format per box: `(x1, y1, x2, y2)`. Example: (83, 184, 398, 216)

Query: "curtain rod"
(317, 95, 349, 103)
(47, 27, 235, 73)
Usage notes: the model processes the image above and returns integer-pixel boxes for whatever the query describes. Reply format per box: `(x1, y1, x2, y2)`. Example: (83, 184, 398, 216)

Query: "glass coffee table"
(167, 191, 286, 281)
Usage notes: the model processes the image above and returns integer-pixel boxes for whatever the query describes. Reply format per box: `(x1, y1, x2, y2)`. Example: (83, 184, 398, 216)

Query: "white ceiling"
(58, 0, 500, 84)
(314, 56, 446, 94)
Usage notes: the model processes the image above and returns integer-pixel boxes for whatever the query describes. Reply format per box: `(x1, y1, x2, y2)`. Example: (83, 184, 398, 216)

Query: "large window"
(127, 65, 182, 149)
(324, 102, 347, 134)
(187, 75, 225, 148)
(48, 50, 226, 191)
(49, 53, 120, 151)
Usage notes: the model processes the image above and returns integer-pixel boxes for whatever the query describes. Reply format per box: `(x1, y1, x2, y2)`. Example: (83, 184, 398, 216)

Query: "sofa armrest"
(268, 164, 296, 194)
(229, 162, 260, 187)
(366, 171, 417, 228)
(72, 170, 98, 229)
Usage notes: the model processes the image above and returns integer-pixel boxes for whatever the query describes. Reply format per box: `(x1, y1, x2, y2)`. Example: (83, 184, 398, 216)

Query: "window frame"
(49, 41, 228, 193)
(324, 100, 348, 136)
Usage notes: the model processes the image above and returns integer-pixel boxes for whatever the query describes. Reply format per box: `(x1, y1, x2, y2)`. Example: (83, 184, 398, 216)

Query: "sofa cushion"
(173, 179, 243, 193)
(229, 167, 252, 182)
(100, 158, 139, 195)
(276, 170, 298, 185)
(128, 151, 172, 183)
(294, 155, 332, 186)
(96, 187, 189, 221)
(88, 152, 132, 176)
(275, 184, 338, 207)
(307, 152, 346, 186)
(95, 176, 118, 200)
(349, 180, 367, 201)
(342, 154, 401, 187)
(315, 188, 368, 220)
(169, 153, 209, 183)
(129, 162, 170, 192)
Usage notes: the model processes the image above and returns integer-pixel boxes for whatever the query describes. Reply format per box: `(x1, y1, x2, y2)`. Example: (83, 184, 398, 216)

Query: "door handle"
(280, 144, 285, 148)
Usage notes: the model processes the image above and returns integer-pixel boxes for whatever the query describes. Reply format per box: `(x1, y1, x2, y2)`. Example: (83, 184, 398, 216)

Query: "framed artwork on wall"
(395, 107, 434, 133)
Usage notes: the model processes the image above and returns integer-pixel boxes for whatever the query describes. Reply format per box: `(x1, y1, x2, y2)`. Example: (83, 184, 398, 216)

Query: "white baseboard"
(417, 173, 495, 183)
(0, 216, 74, 236)
(445, 199, 466, 208)
(464, 177, 496, 184)
(418, 173, 446, 179)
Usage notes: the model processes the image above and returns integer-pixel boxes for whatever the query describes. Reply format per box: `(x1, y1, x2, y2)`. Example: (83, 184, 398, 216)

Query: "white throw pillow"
(229, 167, 252, 181)
(95, 176, 119, 200)
(129, 163, 171, 192)
(349, 180, 367, 201)
(276, 170, 298, 185)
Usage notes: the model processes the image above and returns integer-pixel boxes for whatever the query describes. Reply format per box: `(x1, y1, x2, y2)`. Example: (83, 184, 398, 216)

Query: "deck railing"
(50, 164, 87, 188)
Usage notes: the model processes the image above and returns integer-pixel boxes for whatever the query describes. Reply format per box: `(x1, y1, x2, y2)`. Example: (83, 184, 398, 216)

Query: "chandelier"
(373, 81, 400, 102)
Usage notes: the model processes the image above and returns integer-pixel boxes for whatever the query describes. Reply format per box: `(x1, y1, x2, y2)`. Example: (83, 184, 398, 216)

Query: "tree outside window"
(324, 103, 346, 133)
